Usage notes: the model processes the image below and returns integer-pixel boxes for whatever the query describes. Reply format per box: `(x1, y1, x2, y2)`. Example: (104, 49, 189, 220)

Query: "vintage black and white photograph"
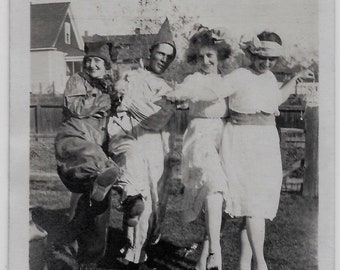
(8, 0, 336, 269)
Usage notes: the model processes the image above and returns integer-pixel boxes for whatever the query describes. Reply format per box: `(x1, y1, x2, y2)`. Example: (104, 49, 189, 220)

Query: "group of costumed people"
(49, 18, 314, 270)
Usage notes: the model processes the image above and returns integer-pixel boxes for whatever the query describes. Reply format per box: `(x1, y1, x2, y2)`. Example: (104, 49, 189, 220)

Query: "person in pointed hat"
(101, 18, 177, 268)
(149, 17, 176, 64)
(54, 40, 122, 266)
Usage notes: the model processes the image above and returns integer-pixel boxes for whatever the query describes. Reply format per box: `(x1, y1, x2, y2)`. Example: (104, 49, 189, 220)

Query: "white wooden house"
(31, 2, 84, 94)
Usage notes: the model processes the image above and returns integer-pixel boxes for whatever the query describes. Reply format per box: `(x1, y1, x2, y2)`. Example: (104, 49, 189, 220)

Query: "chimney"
(84, 31, 88, 37)
(134, 28, 141, 35)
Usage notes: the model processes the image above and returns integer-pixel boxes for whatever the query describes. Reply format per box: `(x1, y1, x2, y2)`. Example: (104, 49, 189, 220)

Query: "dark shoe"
(127, 262, 142, 270)
(206, 252, 222, 270)
(149, 232, 161, 246)
(50, 247, 79, 270)
(122, 195, 145, 227)
(91, 166, 122, 201)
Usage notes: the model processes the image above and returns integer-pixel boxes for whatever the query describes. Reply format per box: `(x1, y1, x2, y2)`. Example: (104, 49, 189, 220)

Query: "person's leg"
(76, 207, 110, 264)
(205, 193, 223, 270)
(239, 225, 253, 270)
(73, 193, 111, 264)
(69, 193, 82, 222)
(122, 134, 164, 264)
(195, 236, 209, 270)
(91, 165, 122, 201)
(121, 193, 152, 264)
(56, 137, 119, 194)
(113, 146, 146, 227)
(245, 216, 268, 270)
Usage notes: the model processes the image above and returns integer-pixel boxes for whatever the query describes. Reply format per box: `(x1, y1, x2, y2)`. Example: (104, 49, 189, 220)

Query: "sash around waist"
(228, 110, 275, 126)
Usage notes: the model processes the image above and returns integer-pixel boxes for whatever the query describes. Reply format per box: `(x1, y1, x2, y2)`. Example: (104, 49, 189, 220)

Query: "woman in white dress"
(172, 26, 235, 270)
(167, 31, 314, 270)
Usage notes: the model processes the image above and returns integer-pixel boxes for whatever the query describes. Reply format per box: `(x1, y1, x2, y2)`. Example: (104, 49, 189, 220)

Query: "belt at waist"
(228, 110, 275, 126)
(189, 115, 227, 119)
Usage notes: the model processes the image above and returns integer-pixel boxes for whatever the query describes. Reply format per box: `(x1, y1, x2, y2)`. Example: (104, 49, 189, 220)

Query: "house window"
(66, 61, 83, 77)
(65, 22, 71, 44)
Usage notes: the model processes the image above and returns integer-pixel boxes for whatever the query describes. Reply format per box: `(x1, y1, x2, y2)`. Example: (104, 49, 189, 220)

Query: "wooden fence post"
(36, 102, 41, 140)
(303, 85, 318, 197)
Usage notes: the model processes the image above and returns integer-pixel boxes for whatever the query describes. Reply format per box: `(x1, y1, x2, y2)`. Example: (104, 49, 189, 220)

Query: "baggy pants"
(111, 132, 167, 263)
(55, 134, 117, 263)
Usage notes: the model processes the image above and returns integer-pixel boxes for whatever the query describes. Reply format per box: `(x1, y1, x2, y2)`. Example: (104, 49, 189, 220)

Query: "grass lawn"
(30, 180, 317, 270)
(30, 140, 317, 270)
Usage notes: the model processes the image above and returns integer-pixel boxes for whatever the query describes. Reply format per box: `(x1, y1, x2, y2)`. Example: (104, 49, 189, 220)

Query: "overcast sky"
(32, 0, 318, 58)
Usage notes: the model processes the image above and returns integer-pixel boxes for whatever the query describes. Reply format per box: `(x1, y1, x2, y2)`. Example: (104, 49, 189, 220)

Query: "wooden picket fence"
(30, 94, 307, 139)
(30, 94, 64, 141)
(30, 94, 317, 196)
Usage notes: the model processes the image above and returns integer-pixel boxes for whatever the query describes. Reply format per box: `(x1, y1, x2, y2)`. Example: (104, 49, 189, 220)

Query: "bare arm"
(165, 79, 225, 103)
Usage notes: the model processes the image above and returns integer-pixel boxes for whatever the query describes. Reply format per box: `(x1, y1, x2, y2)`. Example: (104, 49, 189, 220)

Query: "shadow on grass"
(97, 227, 128, 270)
(30, 207, 197, 270)
(31, 207, 70, 237)
(145, 240, 197, 270)
(30, 207, 78, 270)
(29, 193, 318, 270)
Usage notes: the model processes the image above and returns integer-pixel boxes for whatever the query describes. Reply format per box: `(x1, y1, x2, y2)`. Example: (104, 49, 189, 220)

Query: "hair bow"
(239, 34, 262, 53)
(211, 28, 228, 44)
(188, 24, 228, 45)
(186, 23, 209, 40)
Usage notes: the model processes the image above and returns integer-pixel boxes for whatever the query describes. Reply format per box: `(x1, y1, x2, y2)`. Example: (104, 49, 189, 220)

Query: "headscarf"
(239, 34, 283, 57)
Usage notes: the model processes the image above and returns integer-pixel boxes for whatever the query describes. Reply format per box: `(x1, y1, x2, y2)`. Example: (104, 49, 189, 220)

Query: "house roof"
(31, 2, 70, 48)
(64, 46, 85, 57)
(31, 2, 84, 51)
(84, 34, 157, 61)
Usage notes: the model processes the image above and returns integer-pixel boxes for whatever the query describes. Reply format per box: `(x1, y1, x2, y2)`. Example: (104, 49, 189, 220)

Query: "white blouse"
(222, 68, 282, 115)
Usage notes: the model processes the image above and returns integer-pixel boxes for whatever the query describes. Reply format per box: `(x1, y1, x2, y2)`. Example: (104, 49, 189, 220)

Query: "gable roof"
(31, 2, 83, 50)
(84, 34, 157, 61)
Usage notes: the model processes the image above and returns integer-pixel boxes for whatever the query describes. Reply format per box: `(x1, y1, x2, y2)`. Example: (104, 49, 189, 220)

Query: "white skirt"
(221, 123, 283, 220)
(181, 118, 234, 223)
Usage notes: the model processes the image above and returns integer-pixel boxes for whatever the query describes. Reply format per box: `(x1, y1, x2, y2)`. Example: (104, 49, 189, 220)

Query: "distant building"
(31, 2, 84, 94)
(84, 32, 157, 75)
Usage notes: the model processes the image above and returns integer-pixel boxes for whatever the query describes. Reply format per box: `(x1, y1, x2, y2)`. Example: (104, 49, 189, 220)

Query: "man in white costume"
(93, 18, 177, 269)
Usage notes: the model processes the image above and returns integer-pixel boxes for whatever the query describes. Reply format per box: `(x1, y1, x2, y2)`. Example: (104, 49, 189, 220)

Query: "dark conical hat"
(151, 18, 176, 57)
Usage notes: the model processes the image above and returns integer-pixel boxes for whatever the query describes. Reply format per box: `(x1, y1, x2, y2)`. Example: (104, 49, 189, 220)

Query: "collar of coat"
(79, 72, 114, 93)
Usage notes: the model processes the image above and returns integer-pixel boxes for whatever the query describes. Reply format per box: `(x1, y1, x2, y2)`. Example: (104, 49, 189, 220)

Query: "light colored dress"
(178, 72, 236, 223)
(219, 67, 283, 220)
